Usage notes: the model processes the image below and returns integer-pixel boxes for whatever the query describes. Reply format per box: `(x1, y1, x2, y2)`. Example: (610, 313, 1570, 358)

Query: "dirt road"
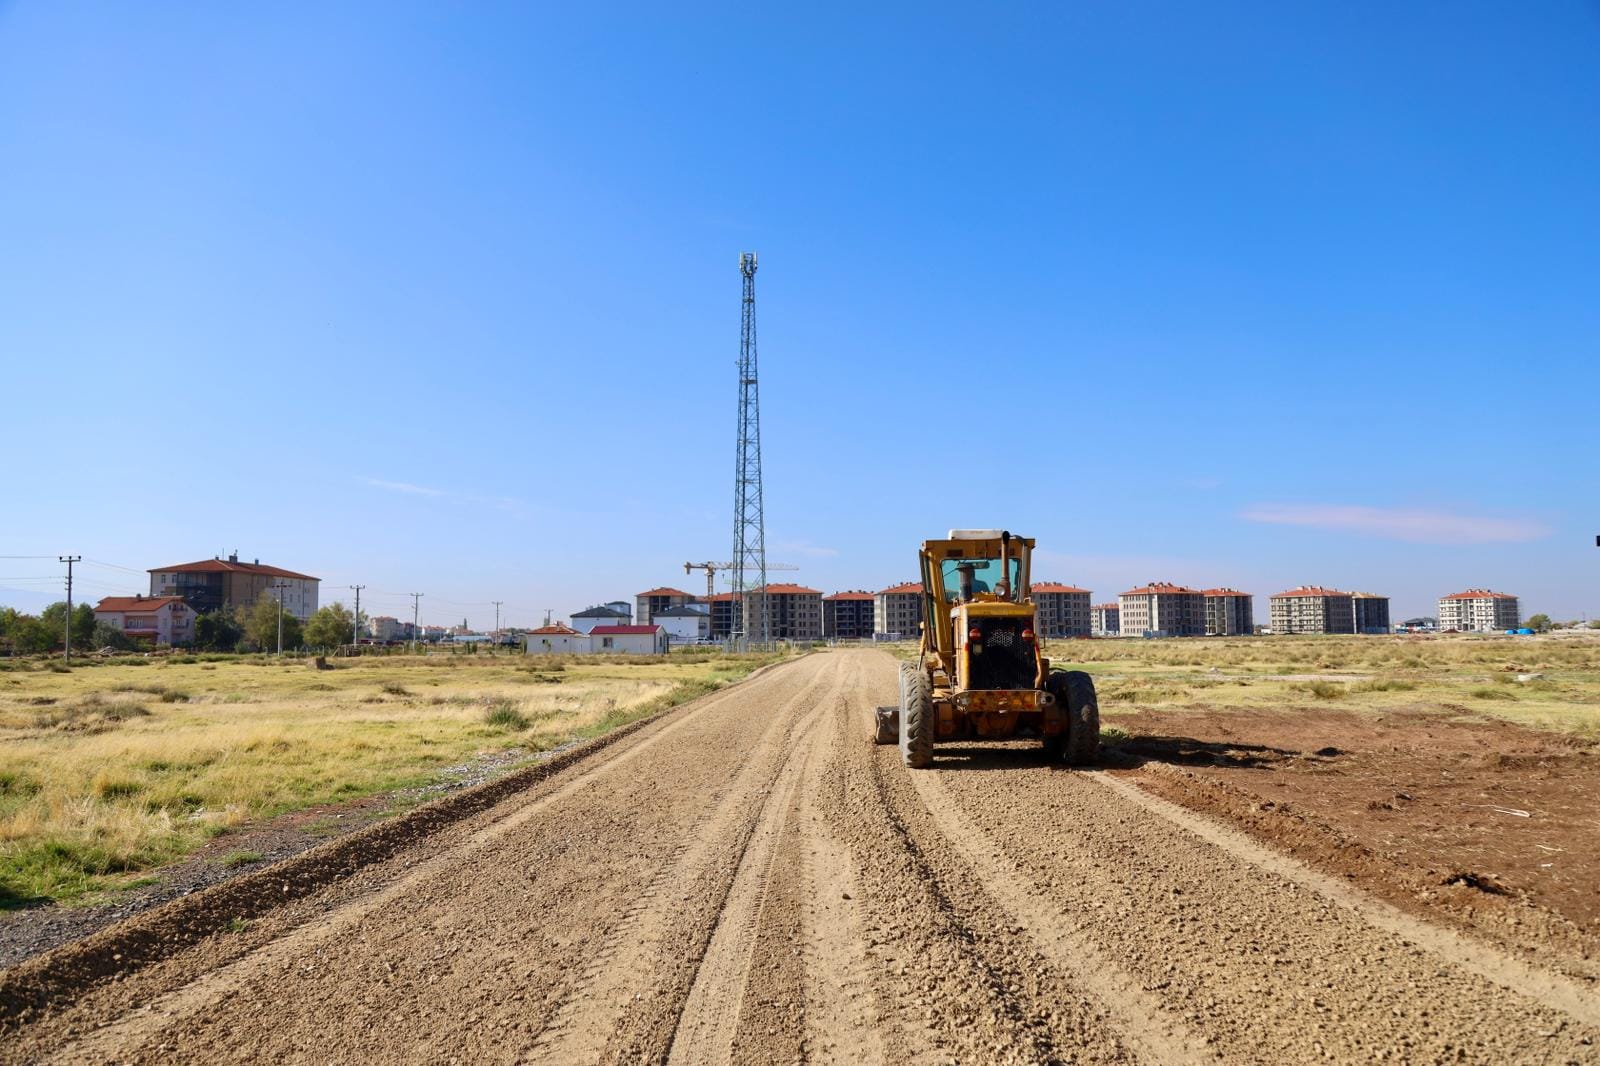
(4, 650, 1598, 1063)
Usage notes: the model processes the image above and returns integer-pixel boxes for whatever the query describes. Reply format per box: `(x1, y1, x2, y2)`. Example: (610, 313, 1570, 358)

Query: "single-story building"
(92, 594, 196, 647)
(652, 603, 710, 644)
(589, 624, 669, 655)
(524, 623, 589, 655)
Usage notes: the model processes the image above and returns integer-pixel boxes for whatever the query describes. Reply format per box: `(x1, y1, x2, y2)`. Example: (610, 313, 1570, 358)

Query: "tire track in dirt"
(665, 661, 845, 1065)
(530, 663, 842, 1065)
(825, 657, 1134, 1064)
(929, 737, 1600, 1062)
(1090, 770, 1600, 1030)
(908, 769, 1219, 1065)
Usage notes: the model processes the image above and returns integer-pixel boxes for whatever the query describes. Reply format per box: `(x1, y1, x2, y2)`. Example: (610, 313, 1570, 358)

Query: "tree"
(193, 610, 244, 652)
(37, 602, 96, 652)
(91, 620, 138, 651)
(246, 594, 302, 652)
(304, 603, 355, 649)
(1525, 613, 1553, 633)
(0, 608, 54, 655)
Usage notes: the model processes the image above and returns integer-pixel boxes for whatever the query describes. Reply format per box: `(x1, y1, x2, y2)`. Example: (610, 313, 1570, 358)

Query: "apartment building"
(875, 582, 924, 641)
(823, 591, 875, 640)
(1438, 589, 1519, 633)
(1032, 583, 1092, 637)
(706, 592, 739, 640)
(92, 595, 196, 647)
(636, 587, 697, 626)
(764, 583, 823, 641)
(149, 553, 320, 622)
(1269, 587, 1356, 635)
(1352, 593, 1392, 635)
(1202, 588, 1255, 636)
(1119, 582, 1206, 637)
(1090, 603, 1120, 637)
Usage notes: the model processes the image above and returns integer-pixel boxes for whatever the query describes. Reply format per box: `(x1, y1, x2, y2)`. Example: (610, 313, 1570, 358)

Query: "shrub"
(1301, 680, 1344, 700)
(220, 850, 264, 869)
(1469, 687, 1516, 701)
(381, 683, 411, 697)
(484, 700, 528, 730)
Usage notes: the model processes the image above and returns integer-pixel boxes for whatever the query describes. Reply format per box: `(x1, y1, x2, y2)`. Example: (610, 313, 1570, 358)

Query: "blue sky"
(2, 2, 1596, 626)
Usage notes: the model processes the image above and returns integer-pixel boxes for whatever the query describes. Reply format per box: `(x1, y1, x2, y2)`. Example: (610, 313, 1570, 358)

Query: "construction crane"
(684, 560, 799, 602)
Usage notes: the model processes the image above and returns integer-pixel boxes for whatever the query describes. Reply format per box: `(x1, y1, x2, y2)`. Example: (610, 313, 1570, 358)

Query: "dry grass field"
(1053, 630, 1600, 737)
(0, 650, 780, 906)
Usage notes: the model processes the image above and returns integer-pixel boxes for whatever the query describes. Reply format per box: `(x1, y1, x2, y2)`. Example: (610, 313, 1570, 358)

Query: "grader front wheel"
(899, 664, 934, 769)
(1045, 670, 1100, 766)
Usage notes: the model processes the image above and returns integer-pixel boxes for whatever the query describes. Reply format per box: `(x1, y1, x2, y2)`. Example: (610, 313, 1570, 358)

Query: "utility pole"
(58, 555, 81, 663)
(409, 593, 423, 654)
(349, 585, 365, 647)
(269, 581, 290, 656)
(492, 601, 503, 652)
(731, 251, 769, 650)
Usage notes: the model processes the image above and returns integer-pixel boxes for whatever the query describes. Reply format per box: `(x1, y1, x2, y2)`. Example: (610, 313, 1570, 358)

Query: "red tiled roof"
(590, 625, 663, 635)
(1033, 583, 1090, 594)
(149, 558, 318, 581)
(530, 624, 581, 636)
(637, 587, 693, 598)
(1441, 589, 1517, 600)
(1202, 588, 1251, 597)
(878, 582, 923, 595)
(824, 591, 875, 601)
(706, 592, 737, 602)
(1093, 603, 1120, 610)
(1120, 583, 1201, 596)
(1271, 586, 1349, 598)
(94, 595, 187, 614)
(765, 583, 821, 596)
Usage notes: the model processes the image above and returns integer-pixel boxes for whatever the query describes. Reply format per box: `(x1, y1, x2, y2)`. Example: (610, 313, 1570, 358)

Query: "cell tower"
(730, 252, 768, 648)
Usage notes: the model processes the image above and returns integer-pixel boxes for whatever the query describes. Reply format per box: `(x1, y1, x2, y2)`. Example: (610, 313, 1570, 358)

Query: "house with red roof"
(92, 595, 196, 647)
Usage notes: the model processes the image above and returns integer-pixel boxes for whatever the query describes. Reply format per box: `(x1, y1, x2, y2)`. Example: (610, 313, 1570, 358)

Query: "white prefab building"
(653, 604, 710, 644)
(524, 623, 589, 655)
(589, 624, 669, 654)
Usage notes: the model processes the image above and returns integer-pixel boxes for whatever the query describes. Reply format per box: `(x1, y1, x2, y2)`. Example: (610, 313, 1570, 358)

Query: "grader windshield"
(938, 557, 1020, 601)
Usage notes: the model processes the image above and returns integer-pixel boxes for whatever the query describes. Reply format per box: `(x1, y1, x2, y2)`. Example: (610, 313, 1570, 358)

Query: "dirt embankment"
(2, 650, 1597, 1063)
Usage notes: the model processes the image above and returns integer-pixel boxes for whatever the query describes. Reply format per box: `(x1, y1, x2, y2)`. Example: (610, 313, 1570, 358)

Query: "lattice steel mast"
(730, 252, 768, 648)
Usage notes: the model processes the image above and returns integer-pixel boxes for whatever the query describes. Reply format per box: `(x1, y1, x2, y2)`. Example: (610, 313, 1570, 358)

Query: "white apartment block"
(1438, 590, 1519, 632)
(1119, 583, 1206, 637)
(1033, 583, 1092, 637)
(1090, 604, 1120, 637)
(1202, 589, 1255, 636)
(875, 583, 923, 640)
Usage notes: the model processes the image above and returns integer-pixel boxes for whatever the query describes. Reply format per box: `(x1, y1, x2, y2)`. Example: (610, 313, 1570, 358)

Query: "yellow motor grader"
(873, 529, 1099, 769)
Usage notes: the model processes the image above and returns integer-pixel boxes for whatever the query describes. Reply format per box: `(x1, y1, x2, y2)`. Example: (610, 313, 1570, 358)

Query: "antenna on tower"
(731, 251, 768, 649)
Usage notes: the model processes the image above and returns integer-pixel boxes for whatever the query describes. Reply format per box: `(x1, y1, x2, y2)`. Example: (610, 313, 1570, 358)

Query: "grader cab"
(874, 530, 1099, 769)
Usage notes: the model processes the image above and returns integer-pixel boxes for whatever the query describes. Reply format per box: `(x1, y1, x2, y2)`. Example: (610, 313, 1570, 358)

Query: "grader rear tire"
(899, 665, 934, 769)
(1045, 670, 1100, 766)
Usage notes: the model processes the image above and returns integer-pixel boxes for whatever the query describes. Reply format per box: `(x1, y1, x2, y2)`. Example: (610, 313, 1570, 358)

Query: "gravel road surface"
(3, 649, 1597, 1063)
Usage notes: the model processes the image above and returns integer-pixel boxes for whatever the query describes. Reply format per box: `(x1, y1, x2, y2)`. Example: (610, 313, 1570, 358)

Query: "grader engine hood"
(957, 603, 1042, 691)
